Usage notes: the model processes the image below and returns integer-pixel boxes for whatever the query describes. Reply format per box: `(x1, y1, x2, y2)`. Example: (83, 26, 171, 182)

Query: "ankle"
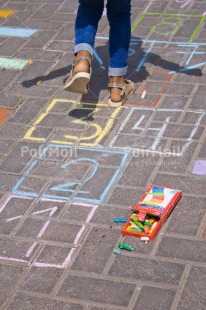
(109, 76, 124, 84)
(73, 51, 92, 74)
(76, 50, 92, 61)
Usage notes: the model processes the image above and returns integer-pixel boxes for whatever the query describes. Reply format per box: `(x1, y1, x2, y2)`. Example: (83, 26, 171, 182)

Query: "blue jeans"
(74, 0, 131, 76)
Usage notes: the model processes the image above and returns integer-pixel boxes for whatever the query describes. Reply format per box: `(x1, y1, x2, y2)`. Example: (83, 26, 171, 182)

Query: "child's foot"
(64, 51, 92, 94)
(108, 76, 136, 107)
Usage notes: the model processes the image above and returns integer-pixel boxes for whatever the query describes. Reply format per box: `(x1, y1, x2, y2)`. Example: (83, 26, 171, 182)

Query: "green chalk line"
(0, 57, 29, 70)
(132, 13, 205, 42)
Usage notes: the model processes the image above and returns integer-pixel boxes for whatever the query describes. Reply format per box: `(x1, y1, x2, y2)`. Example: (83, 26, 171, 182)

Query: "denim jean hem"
(74, 43, 94, 57)
(108, 66, 127, 76)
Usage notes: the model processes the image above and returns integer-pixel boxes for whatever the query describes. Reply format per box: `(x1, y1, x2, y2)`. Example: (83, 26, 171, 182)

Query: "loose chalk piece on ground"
(141, 90, 146, 99)
(141, 236, 150, 242)
(113, 249, 121, 255)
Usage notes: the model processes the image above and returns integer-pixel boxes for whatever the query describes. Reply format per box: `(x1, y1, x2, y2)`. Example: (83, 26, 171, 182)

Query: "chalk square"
(191, 160, 206, 175)
(23, 99, 122, 147)
(132, 13, 204, 42)
(12, 144, 129, 203)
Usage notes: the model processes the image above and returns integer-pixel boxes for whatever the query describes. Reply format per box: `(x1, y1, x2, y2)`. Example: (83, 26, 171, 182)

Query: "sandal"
(64, 55, 92, 94)
(108, 79, 136, 108)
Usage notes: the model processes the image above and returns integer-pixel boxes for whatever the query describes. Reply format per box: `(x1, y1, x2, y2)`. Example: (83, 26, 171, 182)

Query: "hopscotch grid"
(109, 107, 206, 156)
(0, 194, 99, 269)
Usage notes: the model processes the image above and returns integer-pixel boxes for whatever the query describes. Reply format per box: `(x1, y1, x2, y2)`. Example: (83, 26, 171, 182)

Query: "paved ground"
(0, 0, 206, 309)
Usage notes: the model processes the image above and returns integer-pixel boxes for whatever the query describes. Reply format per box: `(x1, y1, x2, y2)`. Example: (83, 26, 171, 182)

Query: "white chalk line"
(109, 107, 205, 156)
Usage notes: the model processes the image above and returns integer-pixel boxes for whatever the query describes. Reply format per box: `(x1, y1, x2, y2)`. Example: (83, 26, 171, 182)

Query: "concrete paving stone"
(64, 204, 94, 222)
(174, 19, 204, 39)
(16, 218, 84, 244)
(38, 145, 75, 161)
(189, 85, 206, 109)
(46, 40, 71, 52)
(0, 173, 19, 192)
(157, 236, 206, 262)
(15, 61, 54, 85)
(0, 94, 23, 108)
(77, 167, 121, 201)
(198, 139, 206, 158)
(0, 70, 19, 93)
(122, 235, 155, 255)
(133, 286, 176, 310)
(164, 83, 195, 96)
(89, 307, 108, 310)
(162, 124, 203, 140)
(23, 20, 65, 31)
(201, 224, 206, 239)
(146, 1, 168, 12)
(0, 196, 34, 235)
(19, 266, 63, 293)
(116, 109, 152, 134)
(53, 25, 75, 41)
(0, 237, 39, 263)
(5, 2, 41, 11)
(30, 160, 90, 182)
(0, 264, 25, 308)
(72, 148, 127, 167)
(107, 187, 144, 206)
(0, 38, 26, 57)
(7, 294, 84, 310)
(0, 122, 26, 139)
(31, 199, 65, 218)
(16, 48, 63, 62)
(166, 196, 206, 237)
(160, 95, 189, 110)
(153, 173, 206, 195)
(51, 12, 76, 23)
(2, 11, 34, 27)
(58, 274, 135, 307)
(34, 244, 73, 266)
(153, 110, 181, 122)
(111, 134, 167, 153)
(0, 141, 42, 174)
(0, 139, 16, 161)
(182, 111, 206, 124)
(9, 83, 59, 98)
(8, 98, 47, 125)
(109, 255, 184, 285)
(30, 4, 60, 20)
(14, 175, 49, 196)
(57, 0, 78, 13)
(71, 227, 120, 273)
(159, 142, 199, 173)
(24, 31, 57, 49)
(36, 113, 86, 129)
(118, 156, 159, 187)
(177, 266, 206, 310)
(29, 126, 54, 141)
(89, 205, 131, 227)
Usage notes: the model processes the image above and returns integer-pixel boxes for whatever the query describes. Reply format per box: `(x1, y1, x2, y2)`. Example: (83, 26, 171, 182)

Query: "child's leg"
(65, 0, 104, 93)
(74, 0, 104, 73)
(107, 0, 132, 104)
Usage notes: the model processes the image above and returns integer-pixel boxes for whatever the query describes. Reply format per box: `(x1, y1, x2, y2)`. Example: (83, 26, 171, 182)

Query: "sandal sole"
(64, 72, 90, 94)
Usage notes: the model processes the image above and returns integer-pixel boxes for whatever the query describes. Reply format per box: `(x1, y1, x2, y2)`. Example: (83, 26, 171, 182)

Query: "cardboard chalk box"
(122, 184, 182, 241)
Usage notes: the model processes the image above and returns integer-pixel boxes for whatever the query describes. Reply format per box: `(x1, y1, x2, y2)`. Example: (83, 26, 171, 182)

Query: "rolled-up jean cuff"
(74, 43, 94, 57)
(108, 66, 127, 76)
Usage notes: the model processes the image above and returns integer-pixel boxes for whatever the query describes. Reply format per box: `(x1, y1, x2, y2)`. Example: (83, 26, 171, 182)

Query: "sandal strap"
(108, 79, 136, 98)
(73, 55, 92, 68)
(108, 83, 124, 89)
(70, 55, 92, 77)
